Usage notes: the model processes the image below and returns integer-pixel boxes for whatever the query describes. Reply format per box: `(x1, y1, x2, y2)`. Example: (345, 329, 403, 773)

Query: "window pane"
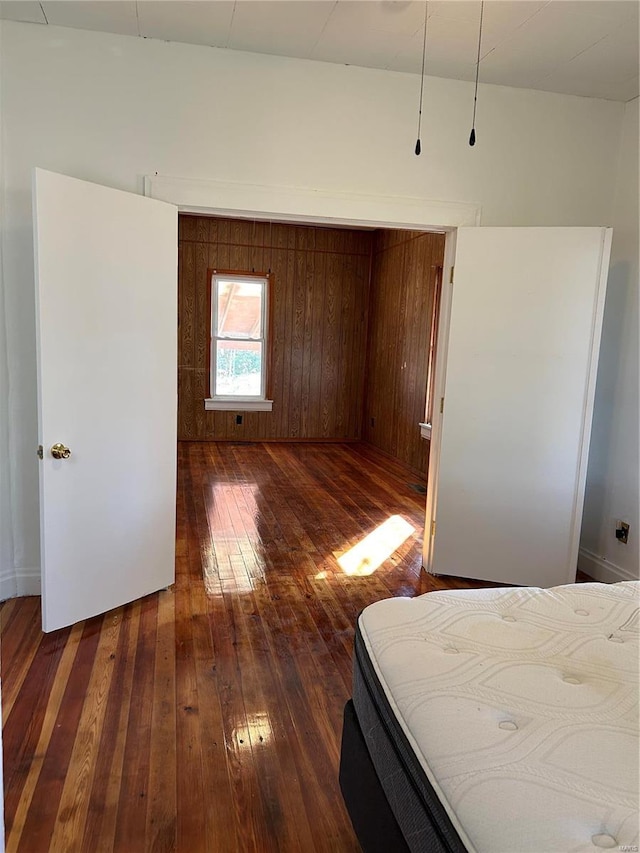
(215, 341, 263, 396)
(216, 279, 263, 338)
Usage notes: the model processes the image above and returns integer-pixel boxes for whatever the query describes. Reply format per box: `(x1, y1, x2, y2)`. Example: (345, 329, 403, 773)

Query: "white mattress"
(358, 581, 640, 853)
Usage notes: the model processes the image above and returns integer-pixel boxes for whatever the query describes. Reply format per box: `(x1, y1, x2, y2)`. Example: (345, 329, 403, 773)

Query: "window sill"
(205, 398, 273, 412)
(419, 422, 432, 440)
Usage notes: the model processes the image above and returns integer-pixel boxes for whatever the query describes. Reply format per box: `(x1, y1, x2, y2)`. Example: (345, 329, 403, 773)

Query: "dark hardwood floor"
(2, 441, 503, 852)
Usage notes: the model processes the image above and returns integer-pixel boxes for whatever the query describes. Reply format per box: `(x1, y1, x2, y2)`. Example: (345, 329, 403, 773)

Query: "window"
(205, 271, 273, 411)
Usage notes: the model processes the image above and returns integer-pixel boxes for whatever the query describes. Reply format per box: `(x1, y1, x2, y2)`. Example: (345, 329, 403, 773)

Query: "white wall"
(0, 19, 17, 603)
(580, 98, 639, 582)
(0, 22, 8, 845)
(0, 22, 627, 597)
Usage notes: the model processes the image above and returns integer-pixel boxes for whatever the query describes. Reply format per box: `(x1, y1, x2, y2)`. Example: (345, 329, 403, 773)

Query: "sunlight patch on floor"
(334, 515, 415, 576)
(233, 712, 273, 751)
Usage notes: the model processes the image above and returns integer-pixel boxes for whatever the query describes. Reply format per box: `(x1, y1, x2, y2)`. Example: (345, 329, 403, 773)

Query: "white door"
(33, 168, 178, 632)
(424, 227, 612, 587)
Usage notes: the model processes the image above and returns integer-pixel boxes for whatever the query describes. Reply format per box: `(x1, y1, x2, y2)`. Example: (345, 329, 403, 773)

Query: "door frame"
(143, 174, 481, 233)
(144, 173, 481, 572)
(422, 230, 457, 573)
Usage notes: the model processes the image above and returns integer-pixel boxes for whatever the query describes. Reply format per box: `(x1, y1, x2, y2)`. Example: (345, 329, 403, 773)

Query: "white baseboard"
(0, 568, 41, 602)
(17, 568, 41, 597)
(0, 569, 17, 602)
(578, 548, 638, 584)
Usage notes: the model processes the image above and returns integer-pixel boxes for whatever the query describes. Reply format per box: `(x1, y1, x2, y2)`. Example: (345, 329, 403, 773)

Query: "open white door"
(33, 169, 178, 632)
(424, 227, 612, 588)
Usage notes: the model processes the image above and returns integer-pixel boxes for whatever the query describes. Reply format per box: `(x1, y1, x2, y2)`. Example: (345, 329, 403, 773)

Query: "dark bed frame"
(339, 699, 411, 853)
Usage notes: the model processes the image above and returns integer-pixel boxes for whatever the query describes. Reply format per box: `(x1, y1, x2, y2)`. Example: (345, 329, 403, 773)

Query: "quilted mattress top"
(358, 581, 639, 853)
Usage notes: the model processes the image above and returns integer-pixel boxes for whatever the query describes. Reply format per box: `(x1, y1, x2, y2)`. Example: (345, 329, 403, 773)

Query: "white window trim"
(209, 271, 272, 411)
(205, 398, 273, 412)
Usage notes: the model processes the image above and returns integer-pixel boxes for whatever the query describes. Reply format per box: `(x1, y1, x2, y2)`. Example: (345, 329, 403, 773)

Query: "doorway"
(177, 213, 446, 482)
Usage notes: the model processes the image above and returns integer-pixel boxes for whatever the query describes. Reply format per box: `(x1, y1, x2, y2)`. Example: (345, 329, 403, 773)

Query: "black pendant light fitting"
(415, 1, 428, 155)
(469, 0, 484, 146)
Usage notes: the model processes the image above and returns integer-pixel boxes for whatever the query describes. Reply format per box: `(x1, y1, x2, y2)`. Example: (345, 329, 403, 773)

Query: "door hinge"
(440, 397, 444, 414)
(431, 520, 436, 536)
(449, 266, 454, 284)
(37, 445, 43, 460)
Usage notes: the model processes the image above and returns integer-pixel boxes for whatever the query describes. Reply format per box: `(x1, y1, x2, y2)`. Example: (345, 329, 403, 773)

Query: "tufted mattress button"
(501, 615, 516, 622)
(498, 721, 518, 731)
(562, 675, 582, 684)
(575, 609, 590, 616)
(443, 647, 459, 654)
(591, 833, 617, 848)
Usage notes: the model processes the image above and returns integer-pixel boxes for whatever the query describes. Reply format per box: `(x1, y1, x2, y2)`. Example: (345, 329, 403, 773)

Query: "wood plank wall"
(178, 216, 373, 441)
(362, 230, 446, 476)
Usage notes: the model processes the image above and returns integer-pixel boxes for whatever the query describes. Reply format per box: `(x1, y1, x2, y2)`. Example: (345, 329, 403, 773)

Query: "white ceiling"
(1, 0, 638, 101)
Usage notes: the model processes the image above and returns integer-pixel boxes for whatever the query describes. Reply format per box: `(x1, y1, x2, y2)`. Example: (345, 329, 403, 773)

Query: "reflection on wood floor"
(2, 441, 500, 853)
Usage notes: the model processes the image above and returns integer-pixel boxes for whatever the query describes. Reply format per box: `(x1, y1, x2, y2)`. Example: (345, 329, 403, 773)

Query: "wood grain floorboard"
(3, 441, 551, 852)
(81, 602, 142, 853)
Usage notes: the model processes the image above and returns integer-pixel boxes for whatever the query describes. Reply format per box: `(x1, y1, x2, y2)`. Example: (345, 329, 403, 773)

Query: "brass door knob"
(51, 443, 71, 460)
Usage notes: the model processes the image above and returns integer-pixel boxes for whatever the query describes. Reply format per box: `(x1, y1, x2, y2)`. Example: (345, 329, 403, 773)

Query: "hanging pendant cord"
(415, 1, 428, 155)
(469, 0, 484, 146)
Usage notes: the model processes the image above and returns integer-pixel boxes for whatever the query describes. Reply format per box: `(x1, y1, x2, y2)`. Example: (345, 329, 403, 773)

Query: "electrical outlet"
(615, 521, 629, 544)
(236, 415, 243, 426)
